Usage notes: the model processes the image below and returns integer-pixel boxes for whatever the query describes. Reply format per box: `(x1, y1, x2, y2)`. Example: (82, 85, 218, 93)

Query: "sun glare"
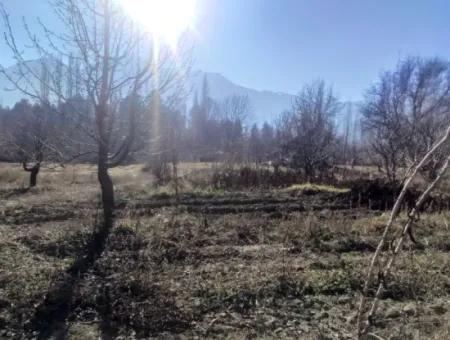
(120, 0, 197, 47)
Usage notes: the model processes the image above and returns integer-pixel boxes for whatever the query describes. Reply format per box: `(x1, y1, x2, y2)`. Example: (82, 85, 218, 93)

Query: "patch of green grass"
(283, 183, 350, 194)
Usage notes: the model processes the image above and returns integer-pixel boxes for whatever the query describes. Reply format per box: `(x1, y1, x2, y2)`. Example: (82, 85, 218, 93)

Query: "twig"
(356, 124, 450, 338)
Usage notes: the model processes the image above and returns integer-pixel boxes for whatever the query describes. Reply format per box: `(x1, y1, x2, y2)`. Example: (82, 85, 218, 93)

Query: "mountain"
(0, 62, 296, 124)
(0, 59, 63, 107)
(2, 61, 362, 129)
(190, 71, 295, 124)
(0, 62, 32, 107)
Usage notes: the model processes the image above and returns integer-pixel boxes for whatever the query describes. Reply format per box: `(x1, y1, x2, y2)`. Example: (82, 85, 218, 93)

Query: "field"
(1, 163, 450, 339)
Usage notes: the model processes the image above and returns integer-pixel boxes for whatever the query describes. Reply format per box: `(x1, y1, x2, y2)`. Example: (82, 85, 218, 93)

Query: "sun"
(120, 0, 197, 47)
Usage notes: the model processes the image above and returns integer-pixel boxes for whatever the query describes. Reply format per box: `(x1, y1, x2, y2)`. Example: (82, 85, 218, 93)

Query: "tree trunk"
(98, 145, 115, 231)
(23, 162, 40, 188)
(29, 165, 40, 187)
(172, 149, 180, 205)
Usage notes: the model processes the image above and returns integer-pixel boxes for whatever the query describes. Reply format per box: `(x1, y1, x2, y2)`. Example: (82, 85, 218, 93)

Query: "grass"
(283, 183, 350, 194)
(0, 162, 449, 339)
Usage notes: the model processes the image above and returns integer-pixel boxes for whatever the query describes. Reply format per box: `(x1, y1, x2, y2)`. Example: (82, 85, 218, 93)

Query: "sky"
(2, 0, 450, 101)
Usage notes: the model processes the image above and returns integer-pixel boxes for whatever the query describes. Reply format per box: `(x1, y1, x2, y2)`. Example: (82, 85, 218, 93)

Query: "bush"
(211, 165, 301, 189)
(142, 155, 171, 186)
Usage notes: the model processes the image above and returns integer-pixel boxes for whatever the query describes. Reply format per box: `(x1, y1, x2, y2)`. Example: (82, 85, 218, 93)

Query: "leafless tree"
(4, 100, 63, 187)
(281, 80, 340, 180)
(1, 0, 189, 232)
(219, 95, 250, 161)
(2, 58, 70, 188)
(220, 94, 250, 123)
(362, 57, 450, 182)
(248, 123, 262, 163)
(147, 90, 186, 190)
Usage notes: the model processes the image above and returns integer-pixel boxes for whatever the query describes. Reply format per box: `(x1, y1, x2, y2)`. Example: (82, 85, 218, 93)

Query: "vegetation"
(0, 1, 450, 339)
(0, 164, 449, 339)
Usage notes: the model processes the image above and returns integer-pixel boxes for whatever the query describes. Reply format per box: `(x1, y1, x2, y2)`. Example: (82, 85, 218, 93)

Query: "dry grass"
(284, 183, 350, 194)
(0, 162, 449, 339)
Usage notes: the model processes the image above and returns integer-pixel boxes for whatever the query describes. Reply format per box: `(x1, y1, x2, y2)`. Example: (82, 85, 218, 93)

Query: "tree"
(220, 94, 250, 123)
(2, 100, 67, 189)
(7, 100, 59, 187)
(0, 59, 68, 188)
(1, 0, 188, 232)
(281, 80, 340, 180)
(219, 95, 250, 161)
(362, 57, 450, 182)
(147, 90, 187, 188)
(260, 121, 275, 161)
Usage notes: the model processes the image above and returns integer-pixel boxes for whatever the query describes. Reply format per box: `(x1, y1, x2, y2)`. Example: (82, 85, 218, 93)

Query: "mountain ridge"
(0, 61, 296, 124)
(190, 70, 295, 124)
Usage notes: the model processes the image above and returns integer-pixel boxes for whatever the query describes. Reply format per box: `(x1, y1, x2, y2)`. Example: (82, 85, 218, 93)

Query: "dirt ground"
(0, 163, 450, 339)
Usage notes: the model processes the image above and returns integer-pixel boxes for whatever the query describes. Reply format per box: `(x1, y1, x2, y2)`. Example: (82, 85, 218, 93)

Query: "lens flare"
(120, 0, 196, 47)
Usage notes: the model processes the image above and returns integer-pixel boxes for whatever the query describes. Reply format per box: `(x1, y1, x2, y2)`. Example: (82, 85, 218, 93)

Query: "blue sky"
(2, 0, 450, 101)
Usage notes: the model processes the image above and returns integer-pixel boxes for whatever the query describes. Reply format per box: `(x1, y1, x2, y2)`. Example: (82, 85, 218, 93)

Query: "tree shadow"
(27, 225, 111, 339)
(1, 187, 30, 199)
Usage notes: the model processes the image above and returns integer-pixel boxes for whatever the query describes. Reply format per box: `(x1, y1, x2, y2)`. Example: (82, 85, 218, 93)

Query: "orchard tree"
(1, 0, 189, 231)
(219, 95, 250, 161)
(281, 80, 340, 180)
(362, 57, 450, 182)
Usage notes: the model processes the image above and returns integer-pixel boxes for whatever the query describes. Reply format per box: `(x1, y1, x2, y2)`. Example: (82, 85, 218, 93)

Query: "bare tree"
(281, 80, 340, 180)
(147, 90, 187, 189)
(362, 57, 450, 182)
(1, 0, 189, 231)
(6, 100, 60, 187)
(219, 95, 250, 161)
(220, 94, 250, 123)
(248, 123, 262, 163)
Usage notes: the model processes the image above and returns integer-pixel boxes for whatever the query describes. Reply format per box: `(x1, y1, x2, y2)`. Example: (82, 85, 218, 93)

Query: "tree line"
(3, 57, 450, 188)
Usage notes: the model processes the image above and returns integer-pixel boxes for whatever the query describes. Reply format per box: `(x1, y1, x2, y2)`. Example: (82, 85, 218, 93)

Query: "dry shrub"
(211, 214, 271, 246)
(146, 213, 206, 264)
(142, 156, 171, 186)
(211, 165, 301, 189)
(185, 167, 213, 188)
